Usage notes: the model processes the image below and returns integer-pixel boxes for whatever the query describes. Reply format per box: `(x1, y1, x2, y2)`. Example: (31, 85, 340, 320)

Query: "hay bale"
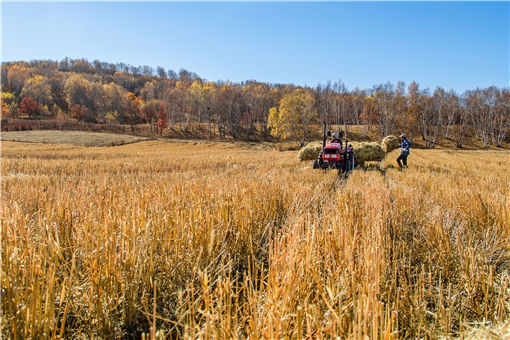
(351, 142, 385, 166)
(381, 135, 400, 153)
(298, 141, 323, 161)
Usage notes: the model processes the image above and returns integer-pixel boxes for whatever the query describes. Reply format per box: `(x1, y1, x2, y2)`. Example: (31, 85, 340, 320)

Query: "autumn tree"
(7, 65, 32, 96)
(142, 99, 162, 133)
(407, 81, 421, 137)
(20, 97, 40, 118)
(268, 88, 318, 146)
(1, 101, 9, 121)
(360, 93, 377, 137)
(1, 92, 18, 119)
(156, 66, 166, 79)
(444, 90, 459, 139)
(491, 88, 510, 147)
(244, 83, 278, 140)
(315, 82, 334, 126)
(201, 82, 216, 135)
(417, 90, 438, 148)
(350, 88, 366, 127)
(103, 82, 126, 121)
(188, 80, 206, 124)
(167, 70, 178, 80)
(140, 80, 157, 101)
(394, 81, 408, 132)
(20, 75, 53, 110)
(374, 82, 398, 138)
(430, 87, 447, 147)
(157, 102, 169, 136)
(64, 74, 90, 108)
(214, 83, 241, 138)
(1, 64, 8, 91)
(70, 59, 94, 73)
(332, 81, 351, 134)
(468, 88, 493, 147)
(70, 104, 88, 121)
(452, 92, 469, 148)
(123, 92, 143, 133)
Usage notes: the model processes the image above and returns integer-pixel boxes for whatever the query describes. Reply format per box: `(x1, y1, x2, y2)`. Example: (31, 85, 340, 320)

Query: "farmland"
(1, 130, 149, 147)
(1, 138, 509, 338)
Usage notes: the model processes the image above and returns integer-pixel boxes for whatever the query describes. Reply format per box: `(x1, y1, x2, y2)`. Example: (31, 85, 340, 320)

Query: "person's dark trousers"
(397, 154, 408, 168)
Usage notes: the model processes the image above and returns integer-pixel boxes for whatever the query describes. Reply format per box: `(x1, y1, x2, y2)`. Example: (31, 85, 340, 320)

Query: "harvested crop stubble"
(298, 141, 322, 161)
(351, 141, 386, 166)
(2, 140, 509, 339)
(381, 134, 400, 153)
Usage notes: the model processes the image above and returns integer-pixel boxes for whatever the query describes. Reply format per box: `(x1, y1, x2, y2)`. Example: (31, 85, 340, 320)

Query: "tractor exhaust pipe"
(322, 121, 327, 149)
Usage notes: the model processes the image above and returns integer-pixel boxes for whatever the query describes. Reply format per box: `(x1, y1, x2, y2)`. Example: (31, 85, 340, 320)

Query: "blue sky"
(2, 1, 509, 92)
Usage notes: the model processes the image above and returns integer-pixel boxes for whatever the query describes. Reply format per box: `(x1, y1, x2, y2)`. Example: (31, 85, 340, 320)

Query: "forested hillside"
(1, 58, 509, 146)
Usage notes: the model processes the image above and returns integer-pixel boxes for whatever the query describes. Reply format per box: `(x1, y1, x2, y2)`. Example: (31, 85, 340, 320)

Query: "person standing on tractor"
(326, 131, 332, 143)
(330, 133, 341, 144)
(397, 133, 411, 169)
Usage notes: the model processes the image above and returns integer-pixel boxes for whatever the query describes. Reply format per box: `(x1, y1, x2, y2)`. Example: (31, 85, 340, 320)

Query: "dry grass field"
(1, 138, 509, 339)
(1, 130, 149, 147)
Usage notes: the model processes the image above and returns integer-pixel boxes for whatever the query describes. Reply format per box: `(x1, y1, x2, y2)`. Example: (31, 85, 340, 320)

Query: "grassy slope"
(1, 130, 149, 147)
(1, 140, 509, 338)
(2, 125, 509, 151)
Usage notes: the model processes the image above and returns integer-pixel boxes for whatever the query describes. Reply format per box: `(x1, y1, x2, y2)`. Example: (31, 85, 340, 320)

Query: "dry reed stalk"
(1, 141, 509, 338)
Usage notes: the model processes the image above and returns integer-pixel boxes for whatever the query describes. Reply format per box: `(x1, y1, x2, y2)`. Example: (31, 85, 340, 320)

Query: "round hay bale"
(351, 142, 385, 167)
(381, 135, 400, 153)
(298, 141, 322, 161)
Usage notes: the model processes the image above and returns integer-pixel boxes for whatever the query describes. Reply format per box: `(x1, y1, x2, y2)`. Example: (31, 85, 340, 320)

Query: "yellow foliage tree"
(1, 92, 17, 120)
(7, 65, 32, 95)
(267, 88, 318, 146)
(1, 99, 9, 121)
(21, 75, 52, 107)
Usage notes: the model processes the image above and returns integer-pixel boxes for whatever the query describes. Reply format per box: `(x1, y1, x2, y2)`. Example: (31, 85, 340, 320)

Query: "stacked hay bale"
(298, 141, 323, 161)
(298, 140, 386, 167)
(381, 135, 400, 153)
(350, 142, 385, 167)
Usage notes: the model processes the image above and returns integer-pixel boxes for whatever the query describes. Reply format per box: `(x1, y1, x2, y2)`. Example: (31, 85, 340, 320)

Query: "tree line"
(1, 58, 509, 147)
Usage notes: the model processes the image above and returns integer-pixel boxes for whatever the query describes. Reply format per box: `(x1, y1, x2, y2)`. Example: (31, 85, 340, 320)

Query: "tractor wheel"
(313, 159, 319, 169)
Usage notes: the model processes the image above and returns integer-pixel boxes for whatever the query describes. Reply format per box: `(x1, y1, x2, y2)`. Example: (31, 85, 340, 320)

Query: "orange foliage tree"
(20, 97, 40, 118)
(157, 102, 168, 136)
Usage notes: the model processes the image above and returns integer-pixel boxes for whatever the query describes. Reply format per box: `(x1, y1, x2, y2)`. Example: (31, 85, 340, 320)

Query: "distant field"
(2, 140, 509, 338)
(1, 130, 148, 146)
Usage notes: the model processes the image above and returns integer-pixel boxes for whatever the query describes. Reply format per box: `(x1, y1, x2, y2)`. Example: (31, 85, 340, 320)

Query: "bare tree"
(465, 89, 490, 147)
(417, 89, 438, 148)
(315, 82, 334, 126)
(360, 90, 376, 137)
(469, 87, 499, 147)
(350, 88, 366, 128)
(491, 88, 510, 147)
(332, 81, 350, 135)
(374, 82, 398, 137)
(394, 81, 408, 132)
(431, 87, 447, 147)
(444, 89, 458, 139)
(452, 92, 469, 148)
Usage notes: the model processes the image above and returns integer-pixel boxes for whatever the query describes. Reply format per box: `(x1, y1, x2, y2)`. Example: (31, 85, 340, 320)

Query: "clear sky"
(2, 1, 509, 92)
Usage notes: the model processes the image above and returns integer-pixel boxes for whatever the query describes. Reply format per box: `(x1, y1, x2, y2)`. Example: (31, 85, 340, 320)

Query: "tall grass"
(2, 140, 509, 338)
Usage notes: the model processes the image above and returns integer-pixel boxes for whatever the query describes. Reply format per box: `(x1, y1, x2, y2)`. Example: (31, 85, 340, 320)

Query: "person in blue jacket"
(397, 133, 411, 169)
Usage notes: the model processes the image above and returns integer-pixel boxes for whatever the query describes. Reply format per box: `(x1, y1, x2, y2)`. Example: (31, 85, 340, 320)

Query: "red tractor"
(313, 125, 354, 173)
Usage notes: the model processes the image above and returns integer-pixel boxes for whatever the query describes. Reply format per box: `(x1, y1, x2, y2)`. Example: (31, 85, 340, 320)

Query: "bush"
(381, 135, 400, 153)
(351, 142, 385, 167)
(298, 141, 323, 161)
